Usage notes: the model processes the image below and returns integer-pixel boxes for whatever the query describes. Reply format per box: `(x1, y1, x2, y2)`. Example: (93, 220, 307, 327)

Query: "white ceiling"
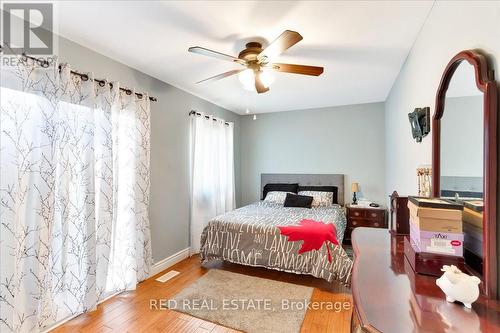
(55, 1, 435, 114)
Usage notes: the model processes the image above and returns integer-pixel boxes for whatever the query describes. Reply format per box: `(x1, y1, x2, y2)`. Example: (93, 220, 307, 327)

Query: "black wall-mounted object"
(408, 107, 430, 143)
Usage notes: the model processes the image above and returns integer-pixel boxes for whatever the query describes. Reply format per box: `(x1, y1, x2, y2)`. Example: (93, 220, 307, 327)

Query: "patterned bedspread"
(200, 201, 353, 285)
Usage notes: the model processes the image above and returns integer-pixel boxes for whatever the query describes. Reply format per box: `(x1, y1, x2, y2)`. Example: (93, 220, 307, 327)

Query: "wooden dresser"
(351, 227, 499, 333)
(344, 204, 386, 244)
(389, 191, 409, 235)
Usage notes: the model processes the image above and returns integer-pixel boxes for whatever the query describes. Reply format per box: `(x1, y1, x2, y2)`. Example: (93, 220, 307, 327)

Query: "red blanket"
(277, 219, 339, 262)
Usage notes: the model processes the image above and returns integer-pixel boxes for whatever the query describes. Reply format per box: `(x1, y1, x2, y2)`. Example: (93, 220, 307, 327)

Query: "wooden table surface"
(351, 227, 500, 333)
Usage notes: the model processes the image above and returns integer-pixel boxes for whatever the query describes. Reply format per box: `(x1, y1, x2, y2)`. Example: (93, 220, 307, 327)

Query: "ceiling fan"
(188, 30, 324, 94)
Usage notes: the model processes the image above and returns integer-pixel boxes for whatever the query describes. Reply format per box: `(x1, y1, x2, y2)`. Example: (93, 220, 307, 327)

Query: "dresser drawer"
(350, 218, 385, 228)
(349, 207, 385, 219)
(348, 209, 366, 218)
(366, 209, 384, 220)
(350, 218, 371, 228)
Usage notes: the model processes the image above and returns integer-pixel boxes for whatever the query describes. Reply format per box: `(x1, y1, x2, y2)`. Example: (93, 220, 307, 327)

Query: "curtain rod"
(16, 52, 157, 102)
(189, 110, 230, 126)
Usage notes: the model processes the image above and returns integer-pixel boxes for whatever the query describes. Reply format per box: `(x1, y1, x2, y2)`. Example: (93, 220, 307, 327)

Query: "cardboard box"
(463, 222, 483, 257)
(408, 201, 463, 220)
(409, 214, 462, 233)
(464, 200, 483, 213)
(410, 222, 463, 256)
(404, 236, 465, 277)
(463, 207, 483, 229)
(408, 197, 463, 210)
(409, 221, 464, 242)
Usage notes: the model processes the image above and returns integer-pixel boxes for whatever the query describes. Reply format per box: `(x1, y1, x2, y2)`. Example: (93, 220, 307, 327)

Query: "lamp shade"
(351, 182, 359, 192)
(238, 69, 275, 91)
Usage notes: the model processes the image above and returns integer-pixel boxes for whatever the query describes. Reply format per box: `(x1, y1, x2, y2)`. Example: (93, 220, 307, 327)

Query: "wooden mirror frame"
(432, 49, 497, 299)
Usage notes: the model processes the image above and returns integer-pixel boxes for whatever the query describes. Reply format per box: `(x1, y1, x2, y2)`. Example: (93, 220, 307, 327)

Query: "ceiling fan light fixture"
(260, 69, 275, 88)
(238, 68, 275, 91)
(238, 69, 255, 91)
(189, 30, 323, 93)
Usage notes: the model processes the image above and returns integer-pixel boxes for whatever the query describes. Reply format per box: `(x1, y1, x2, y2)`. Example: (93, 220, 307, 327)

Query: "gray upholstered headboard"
(261, 173, 345, 205)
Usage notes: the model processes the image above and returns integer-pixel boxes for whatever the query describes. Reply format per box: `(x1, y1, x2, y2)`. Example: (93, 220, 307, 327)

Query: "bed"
(199, 174, 353, 285)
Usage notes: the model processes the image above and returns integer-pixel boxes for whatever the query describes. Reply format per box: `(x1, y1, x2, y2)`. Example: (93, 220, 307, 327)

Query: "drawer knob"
(374, 222, 380, 227)
(354, 212, 360, 216)
(371, 213, 377, 217)
(352, 221, 358, 226)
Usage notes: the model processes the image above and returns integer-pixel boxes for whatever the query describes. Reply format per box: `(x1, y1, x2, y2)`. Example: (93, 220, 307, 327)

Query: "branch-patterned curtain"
(0, 58, 152, 332)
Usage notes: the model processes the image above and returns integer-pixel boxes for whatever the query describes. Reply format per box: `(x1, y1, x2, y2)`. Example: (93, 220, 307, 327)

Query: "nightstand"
(344, 204, 387, 244)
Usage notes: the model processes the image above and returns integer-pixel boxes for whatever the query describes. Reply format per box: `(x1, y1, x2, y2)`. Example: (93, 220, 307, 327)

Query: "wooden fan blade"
(269, 63, 324, 76)
(189, 46, 245, 65)
(196, 69, 244, 84)
(255, 73, 270, 94)
(257, 30, 303, 63)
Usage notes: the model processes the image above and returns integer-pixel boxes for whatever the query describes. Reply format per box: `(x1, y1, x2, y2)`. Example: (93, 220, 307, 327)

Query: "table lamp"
(351, 182, 359, 205)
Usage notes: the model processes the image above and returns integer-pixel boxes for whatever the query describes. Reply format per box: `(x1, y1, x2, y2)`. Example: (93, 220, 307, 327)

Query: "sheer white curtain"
(0, 57, 152, 333)
(190, 113, 235, 252)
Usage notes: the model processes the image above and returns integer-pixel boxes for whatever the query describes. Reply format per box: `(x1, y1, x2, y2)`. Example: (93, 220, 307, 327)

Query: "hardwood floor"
(52, 256, 352, 333)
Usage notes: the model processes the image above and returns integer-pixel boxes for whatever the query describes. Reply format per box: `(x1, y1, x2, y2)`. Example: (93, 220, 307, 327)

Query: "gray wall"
(240, 103, 386, 206)
(384, 1, 500, 298)
(54, 37, 388, 263)
(57, 37, 242, 263)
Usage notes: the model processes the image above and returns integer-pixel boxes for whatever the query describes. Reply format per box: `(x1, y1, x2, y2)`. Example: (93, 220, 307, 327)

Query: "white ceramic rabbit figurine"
(436, 265, 481, 309)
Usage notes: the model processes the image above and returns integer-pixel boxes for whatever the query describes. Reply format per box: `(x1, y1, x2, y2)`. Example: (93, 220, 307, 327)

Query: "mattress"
(200, 201, 353, 285)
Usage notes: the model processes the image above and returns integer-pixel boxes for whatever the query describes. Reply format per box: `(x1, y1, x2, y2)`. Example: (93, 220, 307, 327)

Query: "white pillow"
(264, 191, 291, 204)
(298, 191, 333, 207)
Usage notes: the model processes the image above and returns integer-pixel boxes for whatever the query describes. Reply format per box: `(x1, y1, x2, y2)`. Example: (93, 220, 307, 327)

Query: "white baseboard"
(42, 248, 190, 332)
(150, 247, 191, 277)
(41, 290, 121, 333)
(41, 250, 190, 332)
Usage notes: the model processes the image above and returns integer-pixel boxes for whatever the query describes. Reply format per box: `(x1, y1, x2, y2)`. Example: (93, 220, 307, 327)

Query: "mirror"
(440, 61, 484, 274)
(440, 62, 484, 200)
(432, 50, 497, 299)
